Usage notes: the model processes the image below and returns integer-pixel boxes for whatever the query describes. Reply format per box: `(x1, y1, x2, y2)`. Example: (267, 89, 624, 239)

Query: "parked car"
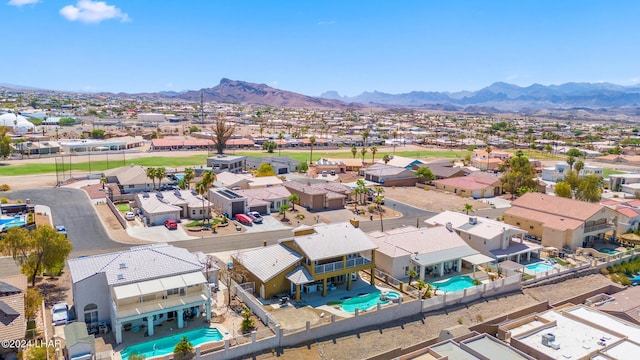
(234, 214, 253, 225)
(247, 211, 263, 224)
(125, 212, 135, 221)
(164, 219, 178, 230)
(321, 171, 328, 177)
(52, 303, 69, 326)
(55, 225, 67, 237)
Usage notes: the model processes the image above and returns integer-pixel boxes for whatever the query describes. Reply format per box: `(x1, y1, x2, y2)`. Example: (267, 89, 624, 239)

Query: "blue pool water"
(431, 275, 477, 293)
(526, 263, 554, 273)
(120, 327, 223, 360)
(341, 291, 401, 313)
(0, 216, 26, 230)
(598, 248, 619, 255)
(175, 174, 185, 180)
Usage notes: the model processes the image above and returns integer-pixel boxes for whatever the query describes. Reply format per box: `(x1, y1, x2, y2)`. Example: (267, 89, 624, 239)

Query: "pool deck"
(111, 319, 230, 360)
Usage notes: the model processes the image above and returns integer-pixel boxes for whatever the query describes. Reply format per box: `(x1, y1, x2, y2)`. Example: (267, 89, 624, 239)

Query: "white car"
(247, 211, 263, 224)
(52, 303, 69, 326)
(125, 212, 135, 221)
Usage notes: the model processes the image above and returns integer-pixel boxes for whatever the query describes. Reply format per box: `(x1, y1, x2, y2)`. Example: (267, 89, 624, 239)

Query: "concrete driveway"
(242, 214, 291, 233)
(126, 220, 199, 242)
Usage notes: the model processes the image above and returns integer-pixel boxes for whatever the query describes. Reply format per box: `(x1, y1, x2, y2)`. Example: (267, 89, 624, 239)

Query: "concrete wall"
(106, 198, 127, 229)
(73, 273, 111, 325)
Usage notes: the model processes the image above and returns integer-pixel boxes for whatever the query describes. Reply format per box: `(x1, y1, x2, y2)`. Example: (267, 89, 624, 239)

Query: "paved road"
(5, 188, 128, 255)
(5, 188, 439, 257)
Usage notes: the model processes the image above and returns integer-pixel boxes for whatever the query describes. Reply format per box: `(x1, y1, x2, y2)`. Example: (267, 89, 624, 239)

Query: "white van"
(125, 212, 135, 220)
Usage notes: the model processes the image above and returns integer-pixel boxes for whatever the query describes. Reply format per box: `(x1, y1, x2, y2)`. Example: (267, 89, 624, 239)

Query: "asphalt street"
(5, 187, 438, 257)
(5, 188, 128, 255)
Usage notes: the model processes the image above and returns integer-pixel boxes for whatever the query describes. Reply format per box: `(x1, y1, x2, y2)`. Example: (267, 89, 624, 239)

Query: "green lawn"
(603, 168, 626, 177)
(116, 203, 130, 212)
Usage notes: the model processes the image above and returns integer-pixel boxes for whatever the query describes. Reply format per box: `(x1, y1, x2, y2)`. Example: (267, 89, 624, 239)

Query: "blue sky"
(4, 1, 640, 96)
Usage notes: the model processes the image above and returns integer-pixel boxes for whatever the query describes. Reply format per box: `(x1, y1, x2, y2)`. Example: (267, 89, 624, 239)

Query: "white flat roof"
(567, 306, 640, 343)
(601, 340, 640, 359)
(517, 310, 622, 359)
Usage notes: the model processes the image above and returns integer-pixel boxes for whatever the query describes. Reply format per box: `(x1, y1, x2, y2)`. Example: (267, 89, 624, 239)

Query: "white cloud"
(60, 0, 130, 24)
(270, 80, 279, 87)
(318, 20, 336, 25)
(8, 0, 40, 6)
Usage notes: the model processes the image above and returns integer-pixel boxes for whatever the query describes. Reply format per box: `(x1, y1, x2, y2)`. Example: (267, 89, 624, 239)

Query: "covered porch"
(111, 273, 212, 344)
(491, 239, 543, 263)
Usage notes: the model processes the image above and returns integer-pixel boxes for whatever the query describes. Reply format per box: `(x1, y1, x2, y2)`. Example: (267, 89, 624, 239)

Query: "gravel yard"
(383, 186, 493, 213)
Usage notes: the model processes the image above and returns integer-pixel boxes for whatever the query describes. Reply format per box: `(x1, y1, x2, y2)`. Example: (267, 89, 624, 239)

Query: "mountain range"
(320, 82, 640, 111)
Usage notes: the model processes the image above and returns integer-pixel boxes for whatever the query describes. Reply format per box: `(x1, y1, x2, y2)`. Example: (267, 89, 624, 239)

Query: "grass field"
(116, 203, 130, 212)
(603, 168, 626, 177)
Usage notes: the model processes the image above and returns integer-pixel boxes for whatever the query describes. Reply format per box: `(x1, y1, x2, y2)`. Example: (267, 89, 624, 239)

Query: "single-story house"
(433, 172, 502, 199)
(209, 188, 248, 217)
(135, 192, 182, 226)
(413, 160, 471, 180)
(376, 155, 423, 170)
(245, 156, 300, 174)
(0, 257, 27, 350)
(361, 163, 418, 187)
(104, 165, 170, 194)
(283, 181, 349, 211)
(234, 186, 291, 214)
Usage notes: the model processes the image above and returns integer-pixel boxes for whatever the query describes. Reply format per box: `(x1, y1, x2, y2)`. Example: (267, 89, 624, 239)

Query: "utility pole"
(201, 92, 205, 125)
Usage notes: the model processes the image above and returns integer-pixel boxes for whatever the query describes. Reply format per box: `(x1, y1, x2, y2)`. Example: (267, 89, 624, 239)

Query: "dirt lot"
(383, 186, 492, 213)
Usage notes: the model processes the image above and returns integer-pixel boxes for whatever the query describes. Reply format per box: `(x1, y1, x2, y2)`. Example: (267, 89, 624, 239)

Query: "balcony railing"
(114, 293, 208, 319)
(315, 257, 371, 275)
(584, 223, 613, 233)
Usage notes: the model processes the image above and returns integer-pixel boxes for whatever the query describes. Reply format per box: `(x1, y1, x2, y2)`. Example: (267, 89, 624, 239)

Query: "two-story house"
(232, 222, 377, 302)
(504, 193, 615, 250)
(542, 161, 603, 183)
(68, 244, 216, 345)
(425, 211, 542, 263)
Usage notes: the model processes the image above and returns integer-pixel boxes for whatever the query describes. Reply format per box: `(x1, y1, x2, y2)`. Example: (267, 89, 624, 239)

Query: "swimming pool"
(340, 291, 401, 313)
(525, 262, 554, 273)
(431, 275, 477, 293)
(0, 216, 26, 231)
(120, 327, 223, 360)
(598, 248, 619, 255)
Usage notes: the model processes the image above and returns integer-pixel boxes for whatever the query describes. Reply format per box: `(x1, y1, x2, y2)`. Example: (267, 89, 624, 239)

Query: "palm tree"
(351, 146, 357, 159)
(574, 160, 585, 175)
(200, 170, 216, 223)
(567, 156, 576, 171)
(356, 179, 367, 204)
(352, 187, 363, 214)
(415, 279, 426, 299)
(288, 193, 299, 211)
(361, 128, 370, 148)
(382, 154, 391, 164)
(146, 167, 157, 191)
(485, 146, 492, 172)
(278, 132, 285, 156)
(195, 181, 208, 225)
(407, 269, 417, 285)
(392, 130, 398, 154)
(360, 147, 368, 162)
(309, 136, 316, 165)
(279, 204, 290, 221)
(464, 203, 473, 215)
(183, 167, 195, 190)
(155, 167, 167, 190)
(370, 146, 378, 163)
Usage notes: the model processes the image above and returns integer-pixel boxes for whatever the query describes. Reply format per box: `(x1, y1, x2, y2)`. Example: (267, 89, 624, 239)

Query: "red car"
(164, 219, 178, 230)
(234, 214, 253, 225)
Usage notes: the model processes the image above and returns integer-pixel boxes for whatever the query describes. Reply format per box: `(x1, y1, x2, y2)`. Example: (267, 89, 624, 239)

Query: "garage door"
(231, 201, 245, 216)
(250, 205, 268, 214)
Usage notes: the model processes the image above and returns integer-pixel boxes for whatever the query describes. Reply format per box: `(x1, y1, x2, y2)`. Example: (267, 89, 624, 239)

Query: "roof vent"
(117, 274, 124, 280)
(119, 263, 126, 269)
(445, 222, 453, 232)
(143, 192, 150, 198)
(156, 191, 164, 198)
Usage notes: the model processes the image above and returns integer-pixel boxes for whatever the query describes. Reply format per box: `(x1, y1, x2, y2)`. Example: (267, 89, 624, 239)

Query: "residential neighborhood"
(4, 88, 640, 360)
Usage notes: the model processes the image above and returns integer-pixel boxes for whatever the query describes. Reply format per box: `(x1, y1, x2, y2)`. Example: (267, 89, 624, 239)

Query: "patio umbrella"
(620, 233, 640, 245)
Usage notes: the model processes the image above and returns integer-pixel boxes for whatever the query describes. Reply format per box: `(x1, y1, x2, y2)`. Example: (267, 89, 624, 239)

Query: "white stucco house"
(67, 244, 217, 344)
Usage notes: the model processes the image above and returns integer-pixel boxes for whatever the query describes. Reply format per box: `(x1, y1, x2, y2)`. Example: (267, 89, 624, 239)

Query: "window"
(529, 226, 534, 230)
(167, 288, 179, 296)
(180, 288, 185, 296)
(516, 222, 520, 226)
